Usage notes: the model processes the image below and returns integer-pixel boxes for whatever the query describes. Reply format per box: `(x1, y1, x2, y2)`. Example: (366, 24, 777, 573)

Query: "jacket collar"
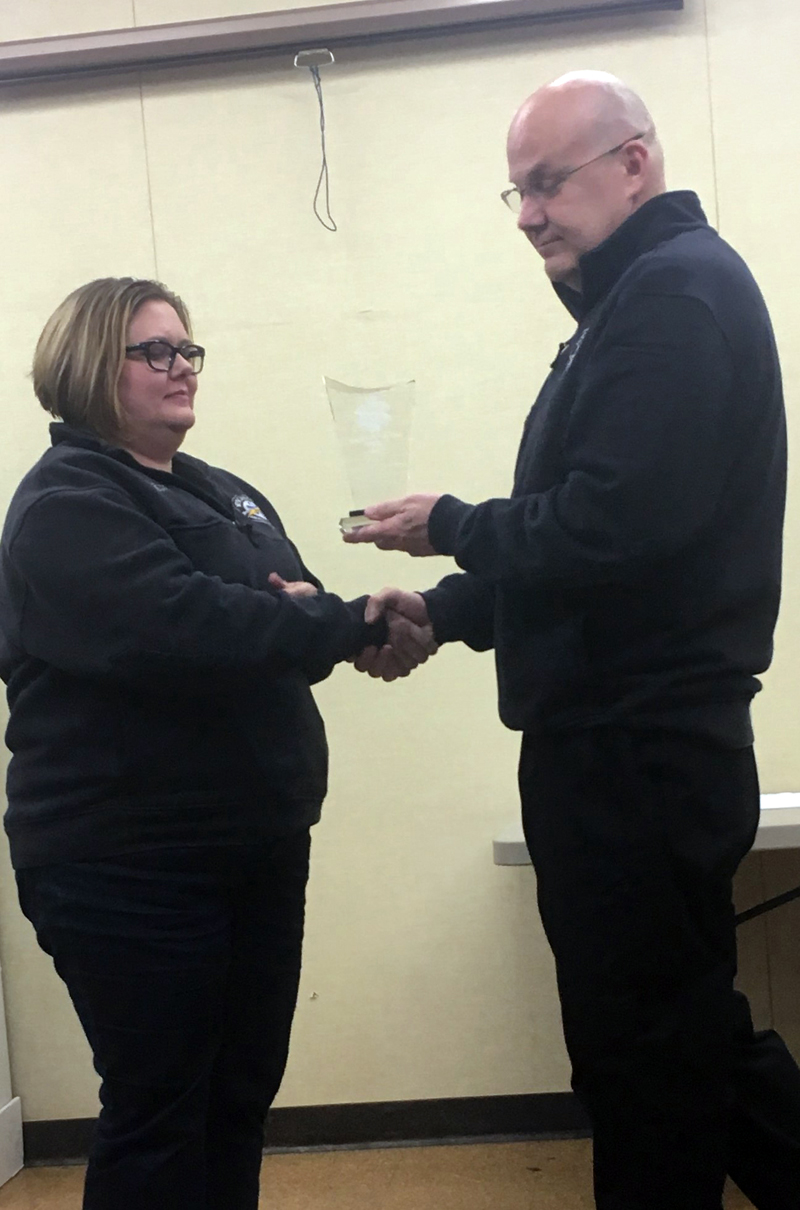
(49, 422, 229, 512)
(51, 422, 141, 466)
(553, 190, 710, 321)
(50, 423, 194, 480)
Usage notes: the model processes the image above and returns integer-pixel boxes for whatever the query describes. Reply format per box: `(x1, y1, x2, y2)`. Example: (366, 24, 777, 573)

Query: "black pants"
(519, 728, 800, 1210)
(17, 830, 310, 1210)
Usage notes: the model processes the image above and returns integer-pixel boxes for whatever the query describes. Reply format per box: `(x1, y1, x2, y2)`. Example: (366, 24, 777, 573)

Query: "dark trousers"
(17, 830, 310, 1210)
(519, 728, 800, 1210)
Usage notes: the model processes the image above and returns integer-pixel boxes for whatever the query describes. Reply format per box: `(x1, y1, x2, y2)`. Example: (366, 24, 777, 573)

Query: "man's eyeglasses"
(500, 131, 650, 214)
(125, 340, 206, 374)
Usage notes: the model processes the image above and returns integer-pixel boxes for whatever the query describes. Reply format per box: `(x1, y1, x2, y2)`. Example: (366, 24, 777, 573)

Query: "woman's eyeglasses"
(125, 340, 205, 374)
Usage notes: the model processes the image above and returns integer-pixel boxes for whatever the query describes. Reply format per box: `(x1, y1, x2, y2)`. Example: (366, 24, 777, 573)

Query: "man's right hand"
(354, 589, 437, 681)
(365, 587, 429, 626)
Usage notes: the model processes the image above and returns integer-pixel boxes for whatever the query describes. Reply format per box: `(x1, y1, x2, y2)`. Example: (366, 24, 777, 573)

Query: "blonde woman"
(0, 278, 433, 1210)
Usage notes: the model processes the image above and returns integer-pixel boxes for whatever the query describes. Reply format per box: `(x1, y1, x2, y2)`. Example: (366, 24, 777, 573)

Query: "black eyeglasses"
(125, 340, 206, 374)
(501, 131, 650, 214)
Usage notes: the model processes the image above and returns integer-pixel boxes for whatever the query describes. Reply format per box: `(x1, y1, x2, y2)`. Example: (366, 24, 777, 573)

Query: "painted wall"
(0, 0, 797, 1122)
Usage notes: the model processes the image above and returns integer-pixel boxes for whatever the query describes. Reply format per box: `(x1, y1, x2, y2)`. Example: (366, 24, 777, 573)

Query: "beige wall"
(0, 2, 134, 43)
(0, 0, 370, 42)
(0, 0, 798, 1123)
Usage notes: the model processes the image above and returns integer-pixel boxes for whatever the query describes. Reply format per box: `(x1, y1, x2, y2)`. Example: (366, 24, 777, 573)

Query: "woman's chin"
(167, 409, 196, 434)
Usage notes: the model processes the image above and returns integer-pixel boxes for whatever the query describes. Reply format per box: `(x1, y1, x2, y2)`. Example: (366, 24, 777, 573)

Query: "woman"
(0, 278, 430, 1209)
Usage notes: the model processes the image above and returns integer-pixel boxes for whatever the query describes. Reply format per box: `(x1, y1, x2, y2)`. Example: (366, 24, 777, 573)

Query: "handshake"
(354, 586, 437, 682)
(268, 574, 437, 683)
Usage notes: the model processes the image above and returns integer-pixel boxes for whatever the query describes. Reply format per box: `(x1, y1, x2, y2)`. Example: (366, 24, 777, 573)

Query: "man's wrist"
(428, 494, 474, 556)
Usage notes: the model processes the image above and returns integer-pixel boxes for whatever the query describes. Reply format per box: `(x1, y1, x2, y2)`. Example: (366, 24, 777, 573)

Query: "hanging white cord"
(294, 49, 337, 233)
(309, 65, 337, 232)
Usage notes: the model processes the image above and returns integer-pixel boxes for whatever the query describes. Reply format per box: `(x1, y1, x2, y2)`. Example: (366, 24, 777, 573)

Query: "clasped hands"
(269, 574, 436, 683)
(270, 493, 442, 681)
(353, 587, 436, 682)
(341, 493, 443, 679)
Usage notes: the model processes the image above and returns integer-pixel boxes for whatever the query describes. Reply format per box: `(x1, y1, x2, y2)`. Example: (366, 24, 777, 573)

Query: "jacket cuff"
(345, 596, 388, 653)
(428, 495, 475, 556)
(420, 587, 454, 645)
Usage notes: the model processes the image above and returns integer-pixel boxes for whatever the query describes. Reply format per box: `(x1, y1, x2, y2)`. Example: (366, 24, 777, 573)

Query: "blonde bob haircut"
(33, 277, 192, 441)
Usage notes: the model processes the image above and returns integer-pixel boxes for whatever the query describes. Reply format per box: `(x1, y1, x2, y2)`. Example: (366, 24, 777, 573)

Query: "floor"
(0, 1138, 755, 1208)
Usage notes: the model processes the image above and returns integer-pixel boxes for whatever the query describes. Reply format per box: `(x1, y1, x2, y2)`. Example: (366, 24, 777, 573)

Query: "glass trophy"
(325, 377, 415, 534)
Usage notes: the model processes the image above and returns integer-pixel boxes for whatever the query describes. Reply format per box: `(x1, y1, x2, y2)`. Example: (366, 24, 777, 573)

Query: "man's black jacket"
(424, 192, 786, 745)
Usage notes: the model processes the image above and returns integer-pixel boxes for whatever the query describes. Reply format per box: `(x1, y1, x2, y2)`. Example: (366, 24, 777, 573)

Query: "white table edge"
(493, 794, 800, 865)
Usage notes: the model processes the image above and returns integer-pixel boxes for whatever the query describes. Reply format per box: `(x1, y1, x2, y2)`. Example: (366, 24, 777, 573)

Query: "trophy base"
(339, 510, 371, 534)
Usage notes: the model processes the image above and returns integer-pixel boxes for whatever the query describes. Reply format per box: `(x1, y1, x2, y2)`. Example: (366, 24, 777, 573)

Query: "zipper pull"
(550, 341, 568, 369)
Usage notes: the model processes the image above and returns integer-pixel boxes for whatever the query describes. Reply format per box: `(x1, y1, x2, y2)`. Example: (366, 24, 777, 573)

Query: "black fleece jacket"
(424, 192, 786, 745)
(0, 426, 385, 867)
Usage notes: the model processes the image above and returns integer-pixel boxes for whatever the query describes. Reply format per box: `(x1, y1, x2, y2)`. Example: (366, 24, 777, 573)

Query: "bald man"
(345, 73, 800, 1208)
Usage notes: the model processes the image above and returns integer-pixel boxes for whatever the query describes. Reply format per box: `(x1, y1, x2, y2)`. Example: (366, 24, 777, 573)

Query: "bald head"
(505, 73, 666, 289)
(510, 72, 661, 166)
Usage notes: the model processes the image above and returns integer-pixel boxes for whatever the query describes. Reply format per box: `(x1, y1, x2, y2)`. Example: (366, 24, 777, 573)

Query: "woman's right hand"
(268, 573, 318, 599)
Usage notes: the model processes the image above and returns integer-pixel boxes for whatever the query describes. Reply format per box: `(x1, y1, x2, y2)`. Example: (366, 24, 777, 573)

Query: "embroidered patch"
(231, 494, 272, 525)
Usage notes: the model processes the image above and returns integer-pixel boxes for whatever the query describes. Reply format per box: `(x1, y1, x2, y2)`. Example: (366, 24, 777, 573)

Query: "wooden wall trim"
(23, 1092, 591, 1163)
(0, 0, 683, 84)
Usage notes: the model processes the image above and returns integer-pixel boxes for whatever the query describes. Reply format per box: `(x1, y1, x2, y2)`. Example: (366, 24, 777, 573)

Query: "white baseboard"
(0, 1098, 23, 1186)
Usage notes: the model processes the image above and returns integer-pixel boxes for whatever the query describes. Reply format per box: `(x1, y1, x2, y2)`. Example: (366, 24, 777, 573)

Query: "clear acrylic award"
(325, 377, 415, 534)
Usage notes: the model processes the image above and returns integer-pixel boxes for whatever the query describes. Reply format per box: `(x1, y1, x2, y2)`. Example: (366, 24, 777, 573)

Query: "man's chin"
(543, 255, 574, 282)
(542, 256, 582, 292)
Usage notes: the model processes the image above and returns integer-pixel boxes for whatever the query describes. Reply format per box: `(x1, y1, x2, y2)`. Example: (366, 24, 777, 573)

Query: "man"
(345, 73, 800, 1209)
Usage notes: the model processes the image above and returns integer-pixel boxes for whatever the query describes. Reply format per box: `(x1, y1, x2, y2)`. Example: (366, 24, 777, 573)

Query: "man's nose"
(517, 192, 547, 233)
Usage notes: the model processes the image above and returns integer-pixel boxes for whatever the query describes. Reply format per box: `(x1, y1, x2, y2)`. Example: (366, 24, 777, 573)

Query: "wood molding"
(23, 1093, 590, 1163)
(0, 0, 683, 84)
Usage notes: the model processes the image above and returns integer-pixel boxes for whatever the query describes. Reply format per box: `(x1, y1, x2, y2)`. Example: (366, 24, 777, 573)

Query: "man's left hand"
(341, 494, 442, 556)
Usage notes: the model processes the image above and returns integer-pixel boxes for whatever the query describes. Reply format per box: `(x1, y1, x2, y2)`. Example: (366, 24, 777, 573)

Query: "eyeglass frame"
(125, 339, 206, 374)
(500, 130, 650, 213)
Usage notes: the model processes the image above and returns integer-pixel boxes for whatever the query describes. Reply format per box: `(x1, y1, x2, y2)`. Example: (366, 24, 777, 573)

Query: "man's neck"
(562, 271, 582, 293)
